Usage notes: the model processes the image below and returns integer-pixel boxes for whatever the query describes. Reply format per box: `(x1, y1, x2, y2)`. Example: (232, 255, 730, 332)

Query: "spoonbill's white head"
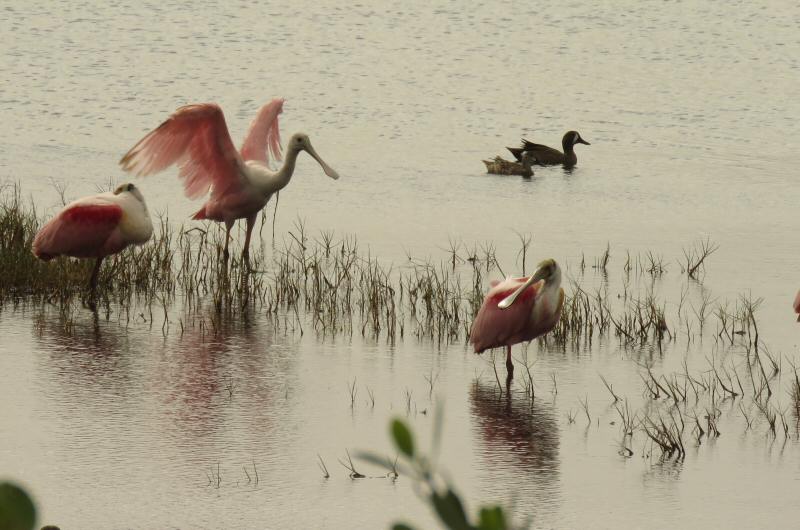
(497, 259, 561, 310)
(530, 258, 561, 288)
(288, 133, 340, 180)
(114, 182, 147, 203)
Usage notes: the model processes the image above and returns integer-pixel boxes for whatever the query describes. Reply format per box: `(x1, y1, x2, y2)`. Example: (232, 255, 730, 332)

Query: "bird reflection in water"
(158, 313, 288, 445)
(34, 311, 129, 395)
(160, 329, 229, 439)
(469, 382, 559, 475)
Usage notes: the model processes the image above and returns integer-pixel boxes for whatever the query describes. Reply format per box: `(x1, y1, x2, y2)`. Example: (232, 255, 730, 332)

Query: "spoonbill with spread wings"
(120, 98, 340, 261)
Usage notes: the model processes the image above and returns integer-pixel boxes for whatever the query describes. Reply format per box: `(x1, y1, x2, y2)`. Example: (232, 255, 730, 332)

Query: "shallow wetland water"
(1, 1, 800, 528)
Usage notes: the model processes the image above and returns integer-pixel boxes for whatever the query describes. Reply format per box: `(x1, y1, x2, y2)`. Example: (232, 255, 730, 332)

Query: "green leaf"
(0, 482, 36, 530)
(391, 419, 415, 457)
(477, 506, 507, 530)
(431, 488, 471, 530)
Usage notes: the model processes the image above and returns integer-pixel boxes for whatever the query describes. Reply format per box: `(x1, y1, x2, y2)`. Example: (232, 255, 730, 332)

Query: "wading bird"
(794, 290, 800, 322)
(469, 259, 564, 380)
(507, 131, 590, 167)
(32, 183, 153, 290)
(482, 152, 535, 177)
(119, 98, 340, 261)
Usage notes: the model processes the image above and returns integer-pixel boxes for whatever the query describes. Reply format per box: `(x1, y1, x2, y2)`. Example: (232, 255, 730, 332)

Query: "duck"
(507, 131, 590, 167)
(482, 151, 535, 177)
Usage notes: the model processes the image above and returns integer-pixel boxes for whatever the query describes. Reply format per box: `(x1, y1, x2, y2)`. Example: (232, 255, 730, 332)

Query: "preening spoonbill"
(119, 99, 340, 261)
(482, 152, 535, 177)
(507, 131, 590, 167)
(32, 183, 153, 290)
(794, 290, 800, 322)
(469, 259, 564, 379)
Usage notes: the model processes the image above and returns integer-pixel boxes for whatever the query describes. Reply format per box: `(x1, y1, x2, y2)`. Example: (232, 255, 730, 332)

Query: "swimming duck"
(507, 131, 590, 167)
(483, 151, 535, 177)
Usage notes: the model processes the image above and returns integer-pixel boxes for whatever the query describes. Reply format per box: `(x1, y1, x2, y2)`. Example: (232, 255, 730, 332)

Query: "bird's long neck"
(249, 147, 300, 194)
(272, 147, 301, 190)
(562, 137, 574, 154)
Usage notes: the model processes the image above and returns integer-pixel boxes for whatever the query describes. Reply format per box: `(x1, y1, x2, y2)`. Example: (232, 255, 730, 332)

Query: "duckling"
(483, 151, 535, 177)
(507, 130, 590, 167)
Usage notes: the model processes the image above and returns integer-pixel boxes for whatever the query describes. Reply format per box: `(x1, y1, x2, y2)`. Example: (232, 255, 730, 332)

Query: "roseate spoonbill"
(469, 259, 564, 379)
(482, 152, 535, 177)
(794, 290, 800, 322)
(32, 183, 154, 290)
(119, 98, 340, 261)
(507, 131, 590, 167)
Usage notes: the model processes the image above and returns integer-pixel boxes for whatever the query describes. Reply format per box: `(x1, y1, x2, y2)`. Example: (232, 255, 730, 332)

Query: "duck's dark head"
(563, 131, 590, 149)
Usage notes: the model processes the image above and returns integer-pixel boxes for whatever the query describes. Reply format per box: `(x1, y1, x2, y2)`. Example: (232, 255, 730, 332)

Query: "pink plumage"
(469, 260, 565, 380)
(470, 277, 545, 353)
(119, 103, 243, 200)
(119, 98, 340, 263)
(33, 203, 124, 260)
(31, 184, 153, 291)
(794, 290, 800, 322)
(241, 98, 284, 164)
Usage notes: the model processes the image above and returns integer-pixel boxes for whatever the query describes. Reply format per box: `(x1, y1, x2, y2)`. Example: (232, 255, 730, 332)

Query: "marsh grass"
(0, 184, 88, 300)
(2, 186, 770, 361)
(0, 184, 175, 307)
(595, 339, 800, 459)
(7, 185, 797, 421)
(681, 237, 719, 279)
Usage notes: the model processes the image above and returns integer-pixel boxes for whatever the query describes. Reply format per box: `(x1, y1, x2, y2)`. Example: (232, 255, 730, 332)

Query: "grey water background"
(1, 1, 800, 528)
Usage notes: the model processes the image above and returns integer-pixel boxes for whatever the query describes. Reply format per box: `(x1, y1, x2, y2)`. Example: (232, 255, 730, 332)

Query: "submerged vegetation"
(0, 183, 738, 349)
(4, 184, 800, 464)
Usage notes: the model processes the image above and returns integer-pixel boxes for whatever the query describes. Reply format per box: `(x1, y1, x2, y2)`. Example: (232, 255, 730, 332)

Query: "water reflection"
(157, 310, 297, 451)
(34, 310, 133, 402)
(159, 328, 229, 439)
(469, 382, 559, 475)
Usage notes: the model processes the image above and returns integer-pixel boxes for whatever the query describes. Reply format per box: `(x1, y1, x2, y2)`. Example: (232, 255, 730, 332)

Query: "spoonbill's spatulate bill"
(119, 98, 340, 261)
(469, 259, 564, 379)
(32, 183, 154, 290)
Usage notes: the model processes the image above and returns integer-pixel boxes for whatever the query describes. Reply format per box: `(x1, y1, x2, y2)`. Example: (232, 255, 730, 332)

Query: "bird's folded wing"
(521, 139, 562, 157)
(119, 103, 243, 200)
(240, 98, 284, 164)
(469, 277, 544, 352)
(506, 146, 524, 161)
(33, 203, 122, 258)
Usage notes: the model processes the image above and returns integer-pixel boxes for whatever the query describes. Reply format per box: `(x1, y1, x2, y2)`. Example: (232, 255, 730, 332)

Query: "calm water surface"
(1, 1, 800, 528)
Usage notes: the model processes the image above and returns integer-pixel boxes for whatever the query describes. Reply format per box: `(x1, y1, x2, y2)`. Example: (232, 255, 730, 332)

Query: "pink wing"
(33, 203, 123, 259)
(240, 98, 284, 164)
(469, 277, 544, 353)
(119, 103, 243, 200)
